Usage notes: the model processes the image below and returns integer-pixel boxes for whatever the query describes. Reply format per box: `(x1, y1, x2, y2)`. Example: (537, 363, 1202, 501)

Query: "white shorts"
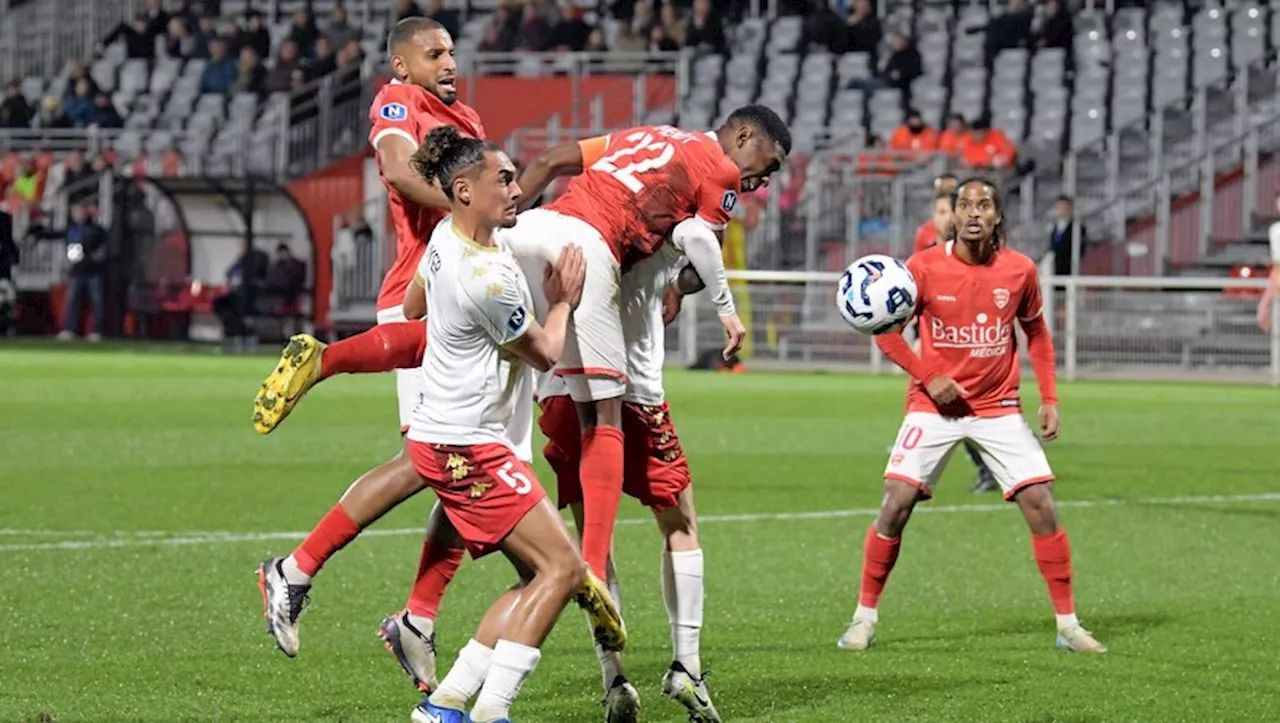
(884, 412, 1055, 500)
(376, 304, 425, 431)
(506, 209, 626, 402)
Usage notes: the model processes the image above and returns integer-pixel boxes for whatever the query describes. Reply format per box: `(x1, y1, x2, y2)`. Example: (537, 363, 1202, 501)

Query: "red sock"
(405, 536, 465, 619)
(319, 322, 427, 379)
(1032, 528, 1075, 615)
(292, 504, 362, 576)
(579, 424, 624, 579)
(858, 526, 901, 609)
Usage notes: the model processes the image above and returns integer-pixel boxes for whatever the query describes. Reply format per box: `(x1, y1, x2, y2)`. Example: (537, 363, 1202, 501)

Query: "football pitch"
(2, 348, 1279, 722)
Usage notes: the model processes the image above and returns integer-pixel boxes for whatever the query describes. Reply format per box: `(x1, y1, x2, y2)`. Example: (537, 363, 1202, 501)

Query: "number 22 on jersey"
(590, 131, 675, 193)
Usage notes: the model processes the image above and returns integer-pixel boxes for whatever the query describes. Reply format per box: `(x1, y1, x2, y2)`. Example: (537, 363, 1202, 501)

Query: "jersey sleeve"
(369, 84, 422, 150)
(463, 262, 532, 346)
(1016, 263, 1045, 322)
(1269, 221, 1280, 262)
(693, 158, 741, 231)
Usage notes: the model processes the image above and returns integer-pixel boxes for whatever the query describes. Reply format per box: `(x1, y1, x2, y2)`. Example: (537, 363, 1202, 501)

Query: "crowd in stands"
(476, 0, 727, 55)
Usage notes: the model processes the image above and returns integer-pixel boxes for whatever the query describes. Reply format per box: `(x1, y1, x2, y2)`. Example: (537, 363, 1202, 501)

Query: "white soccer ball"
(836, 254, 918, 335)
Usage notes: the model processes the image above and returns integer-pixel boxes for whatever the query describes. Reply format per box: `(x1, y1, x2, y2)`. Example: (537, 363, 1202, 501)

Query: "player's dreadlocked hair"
(386, 16, 445, 57)
(727, 104, 792, 155)
(410, 126, 501, 201)
(950, 177, 1006, 249)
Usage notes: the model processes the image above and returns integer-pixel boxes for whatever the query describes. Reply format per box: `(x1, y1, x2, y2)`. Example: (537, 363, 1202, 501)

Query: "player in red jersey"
(912, 174, 957, 254)
(838, 178, 1107, 654)
(252, 18, 492, 676)
(506, 106, 791, 585)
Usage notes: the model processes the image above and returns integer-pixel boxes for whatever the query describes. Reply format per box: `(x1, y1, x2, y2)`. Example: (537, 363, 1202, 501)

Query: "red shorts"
(405, 440, 547, 558)
(539, 396, 691, 512)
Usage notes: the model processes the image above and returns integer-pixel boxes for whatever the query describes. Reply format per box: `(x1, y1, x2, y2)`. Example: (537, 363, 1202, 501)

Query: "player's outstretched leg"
(839, 480, 922, 652)
(381, 501, 467, 693)
(1012, 484, 1107, 653)
(251, 322, 427, 434)
(257, 451, 426, 657)
(654, 486, 721, 723)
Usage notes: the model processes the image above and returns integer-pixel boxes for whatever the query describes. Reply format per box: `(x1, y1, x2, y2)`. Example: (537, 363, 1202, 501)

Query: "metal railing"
(673, 270, 1280, 385)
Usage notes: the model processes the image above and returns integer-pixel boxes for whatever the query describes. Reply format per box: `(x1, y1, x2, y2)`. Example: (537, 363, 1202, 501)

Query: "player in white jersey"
(1258, 193, 1280, 332)
(537, 220, 723, 723)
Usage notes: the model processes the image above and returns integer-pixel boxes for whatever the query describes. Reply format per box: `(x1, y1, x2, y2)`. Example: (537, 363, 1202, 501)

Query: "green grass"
(1, 348, 1279, 722)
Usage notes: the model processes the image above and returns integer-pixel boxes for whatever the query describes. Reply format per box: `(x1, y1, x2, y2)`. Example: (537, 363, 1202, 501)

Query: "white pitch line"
(2, 492, 1278, 554)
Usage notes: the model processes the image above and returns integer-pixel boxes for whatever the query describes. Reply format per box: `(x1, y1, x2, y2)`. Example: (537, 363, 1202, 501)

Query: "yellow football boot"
(575, 569, 627, 652)
(252, 333, 326, 434)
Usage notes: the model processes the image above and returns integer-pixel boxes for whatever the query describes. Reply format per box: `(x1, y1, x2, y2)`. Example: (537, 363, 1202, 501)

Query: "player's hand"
(1259, 298, 1273, 333)
(925, 376, 968, 405)
(1038, 403, 1060, 441)
(544, 245, 586, 310)
(662, 285, 683, 325)
(719, 312, 746, 359)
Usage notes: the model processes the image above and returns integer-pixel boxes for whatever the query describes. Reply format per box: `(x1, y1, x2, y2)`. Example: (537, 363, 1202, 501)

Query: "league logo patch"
(507, 306, 526, 332)
(720, 190, 738, 214)
(993, 288, 1010, 309)
(379, 102, 408, 122)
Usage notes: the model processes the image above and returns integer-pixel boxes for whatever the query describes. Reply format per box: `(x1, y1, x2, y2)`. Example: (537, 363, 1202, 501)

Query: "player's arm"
(500, 246, 586, 371)
(403, 272, 427, 320)
(516, 136, 607, 211)
(1258, 224, 1280, 332)
(874, 333, 949, 392)
(669, 217, 745, 357)
(375, 133, 452, 211)
(1017, 269, 1060, 439)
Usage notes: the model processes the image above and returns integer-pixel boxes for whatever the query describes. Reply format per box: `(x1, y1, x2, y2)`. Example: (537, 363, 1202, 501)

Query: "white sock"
(280, 555, 312, 586)
(853, 605, 879, 624)
(470, 639, 541, 723)
(429, 638, 493, 709)
(1056, 612, 1080, 630)
(661, 548, 704, 677)
(595, 643, 626, 692)
(607, 566, 623, 616)
(405, 612, 435, 636)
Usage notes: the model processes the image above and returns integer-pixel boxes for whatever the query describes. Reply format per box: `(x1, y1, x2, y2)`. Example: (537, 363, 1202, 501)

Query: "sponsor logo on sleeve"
(720, 190, 738, 214)
(379, 102, 408, 122)
(507, 306, 526, 332)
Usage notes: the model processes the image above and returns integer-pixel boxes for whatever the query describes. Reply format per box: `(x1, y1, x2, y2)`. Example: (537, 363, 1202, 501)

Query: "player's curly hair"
(727, 104, 792, 155)
(949, 176, 1006, 248)
(410, 126, 502, 201)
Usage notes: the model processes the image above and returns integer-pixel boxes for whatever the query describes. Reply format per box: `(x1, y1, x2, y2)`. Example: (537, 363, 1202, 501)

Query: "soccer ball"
(837, 254, 918, 335)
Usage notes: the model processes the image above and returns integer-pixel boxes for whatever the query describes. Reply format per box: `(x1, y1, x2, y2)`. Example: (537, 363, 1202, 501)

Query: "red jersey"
(546, 126, 741, 264)
(368, 80, 485, 312)
(903, 242, 1045, 418)
(913, 221, 938, 253)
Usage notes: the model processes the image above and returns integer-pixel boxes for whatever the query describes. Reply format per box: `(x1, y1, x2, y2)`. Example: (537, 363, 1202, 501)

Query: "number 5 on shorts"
(498, 461, 533, 495)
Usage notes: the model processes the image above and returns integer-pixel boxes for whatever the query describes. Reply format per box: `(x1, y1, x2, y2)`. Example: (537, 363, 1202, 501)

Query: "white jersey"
(1269, 220, 1280, 263)
(407, 219, 535, 461)
(535, 244, 683, 405)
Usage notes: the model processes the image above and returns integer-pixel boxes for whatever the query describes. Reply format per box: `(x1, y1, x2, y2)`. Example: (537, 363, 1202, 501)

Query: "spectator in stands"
(11, 157, 39, 206)
(548, 5, 593, 52)
(88, 93, 124, 129)
(332, 41, 364, 101)
(881, 31, 922, 95)
(325, 5, 361, 52)
(684, 0, 727, 55)
(103, 13, 156, 60)
(845, 0, 882, 57)
(479, 5, 517, 51)
(233, 47, 266, 95)
(424, 0, 461, 38)
(215, 18, 240, 50)
(287, 7, 320, 60)
(1034, 0, 1073, 51)
(64, 79, 95, 128)
(163, 16, 198, 59)
(57, 202, 109, 342)
(265, 41, 305, 95)
(311, 37, 338, 78)
(169, 0, 201, 35)
(585, 27, 609, 53)
(199, 39, 237, 94)
(647, 24, 679, 52)
(49, 150, 97, 207)
(0, 82, 33, 129)
(959, 117, 1016, 170)
(1047, 195, 1086, 276)
(937, 113, 969, 154)
(212, 238, 269, 343)
(631, 0, 656, 39)
(660, 4, 686, 46)
(240, 10, 271, 62)
(801, 0, 845, 54)
(394, 0, 424, 22)
(889, 109, 938, 153)
(63, 61, 99, 102)
(263, 243, 307, 310)
(613, 24, 645, 53)
(194, 15, 219, 58)
(983, 0, 1033, 66)
(143, 0, 171, 46)
(516, 2, 552, 51)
